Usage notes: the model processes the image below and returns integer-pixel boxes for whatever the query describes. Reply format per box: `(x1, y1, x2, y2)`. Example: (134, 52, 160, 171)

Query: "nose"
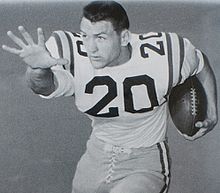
(86, 38, 98, 53)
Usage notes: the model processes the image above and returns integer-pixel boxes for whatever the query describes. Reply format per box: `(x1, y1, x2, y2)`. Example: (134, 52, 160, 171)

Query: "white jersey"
(44, 31, 204, 148)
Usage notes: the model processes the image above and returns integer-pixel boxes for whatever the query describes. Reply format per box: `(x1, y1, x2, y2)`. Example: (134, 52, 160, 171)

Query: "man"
(2, 1, 217, 193)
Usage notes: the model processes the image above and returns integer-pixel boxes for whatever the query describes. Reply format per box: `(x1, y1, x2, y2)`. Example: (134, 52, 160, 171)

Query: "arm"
(183, 53, 218, 140)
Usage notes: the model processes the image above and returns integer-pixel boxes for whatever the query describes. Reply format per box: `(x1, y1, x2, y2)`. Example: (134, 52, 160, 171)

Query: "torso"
(72, 32, 171, 147)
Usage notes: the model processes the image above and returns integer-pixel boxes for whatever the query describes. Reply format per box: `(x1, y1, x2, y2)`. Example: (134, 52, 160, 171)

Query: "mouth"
(90, 56, 101, 61)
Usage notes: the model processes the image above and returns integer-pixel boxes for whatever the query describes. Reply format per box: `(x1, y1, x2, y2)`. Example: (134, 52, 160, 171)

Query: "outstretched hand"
(2, 26, 68, 69)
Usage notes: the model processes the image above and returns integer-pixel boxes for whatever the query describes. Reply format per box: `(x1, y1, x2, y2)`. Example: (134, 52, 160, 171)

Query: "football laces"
(190, 87, 198, 116)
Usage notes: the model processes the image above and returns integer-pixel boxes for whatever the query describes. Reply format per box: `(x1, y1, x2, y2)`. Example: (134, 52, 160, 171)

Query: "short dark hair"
(82, 1, 130, 33)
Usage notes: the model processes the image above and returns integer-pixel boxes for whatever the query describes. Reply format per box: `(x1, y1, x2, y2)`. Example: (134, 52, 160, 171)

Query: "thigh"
(110, 173, 165, 193)
(72, 138, 111, 193)
(110, 141, 171, 193)
(72, 151, 105, 193)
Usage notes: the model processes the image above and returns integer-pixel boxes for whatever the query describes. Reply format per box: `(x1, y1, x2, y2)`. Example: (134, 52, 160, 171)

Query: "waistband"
(88, 133, 167, 155)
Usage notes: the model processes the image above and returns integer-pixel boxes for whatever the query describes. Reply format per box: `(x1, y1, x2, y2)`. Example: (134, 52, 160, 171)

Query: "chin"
(91, 61, 107, 69)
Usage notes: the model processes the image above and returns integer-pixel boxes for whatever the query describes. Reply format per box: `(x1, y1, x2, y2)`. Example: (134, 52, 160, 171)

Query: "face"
(80, 17, 122, 69)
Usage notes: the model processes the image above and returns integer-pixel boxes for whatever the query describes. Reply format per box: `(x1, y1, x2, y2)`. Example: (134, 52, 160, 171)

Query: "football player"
(2, 1, 217, 193)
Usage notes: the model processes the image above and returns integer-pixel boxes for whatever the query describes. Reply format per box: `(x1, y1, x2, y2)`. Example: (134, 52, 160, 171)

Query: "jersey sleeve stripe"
(64, 31, 75, 76)
(169, 33, 183, 87)
(165, 33, 173, 97)
(52, 31, 72, 70)
(52, 32, 64, 59)
(177, 35, 185, 84)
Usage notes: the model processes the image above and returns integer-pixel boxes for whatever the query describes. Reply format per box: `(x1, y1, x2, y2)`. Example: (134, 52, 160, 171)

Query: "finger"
(195, 119, 211, 128)
(7, 31, 26, 48)
(203, 119, 212, 128)
(37, 28, 45, 47)
(199, 128, 207, 134)
(56, 58, 69, 66)
(193, 129, 207, 139)
(2, 45, 22, 55)
(18, 26, 35, 45)
(182, 134, 195, 141)
(183, 133, 200, 141)
(182, 128, 206, 141)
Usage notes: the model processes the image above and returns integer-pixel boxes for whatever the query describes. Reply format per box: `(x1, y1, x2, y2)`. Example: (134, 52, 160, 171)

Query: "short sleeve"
(179, 38, 204, 83)
(40, 34, 75, 99)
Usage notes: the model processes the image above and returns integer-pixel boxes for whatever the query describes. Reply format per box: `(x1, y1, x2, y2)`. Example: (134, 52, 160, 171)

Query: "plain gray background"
(0, 1, 220, 193)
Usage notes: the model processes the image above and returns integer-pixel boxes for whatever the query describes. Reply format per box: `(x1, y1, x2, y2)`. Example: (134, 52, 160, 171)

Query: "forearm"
(196, 54, 218, 122)
(25, 66, 56, 96)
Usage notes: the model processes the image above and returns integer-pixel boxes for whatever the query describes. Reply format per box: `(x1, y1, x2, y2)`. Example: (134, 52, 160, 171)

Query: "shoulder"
(47, 30, 82, 46)
(130, 32, 181, 44)
(46, 30, 83, 57)
(130, 32, 165, 39)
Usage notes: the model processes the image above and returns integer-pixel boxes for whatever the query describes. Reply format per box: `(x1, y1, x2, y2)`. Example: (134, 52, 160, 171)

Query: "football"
(169, 76, 207, 136)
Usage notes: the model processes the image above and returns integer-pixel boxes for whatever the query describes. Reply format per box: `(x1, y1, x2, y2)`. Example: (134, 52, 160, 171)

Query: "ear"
(120, 29, 131, 46)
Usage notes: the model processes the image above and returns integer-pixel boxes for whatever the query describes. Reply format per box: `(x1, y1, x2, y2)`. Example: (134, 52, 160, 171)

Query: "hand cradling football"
(169, 76, 207, 137)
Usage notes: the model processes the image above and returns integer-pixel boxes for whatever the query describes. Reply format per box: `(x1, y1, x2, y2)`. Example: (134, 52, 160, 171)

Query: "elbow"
(196, 53, 215, 82)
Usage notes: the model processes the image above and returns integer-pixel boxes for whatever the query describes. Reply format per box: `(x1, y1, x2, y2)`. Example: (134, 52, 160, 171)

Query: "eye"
(97, 36, 106, 40)
(81, 33, 88, 39)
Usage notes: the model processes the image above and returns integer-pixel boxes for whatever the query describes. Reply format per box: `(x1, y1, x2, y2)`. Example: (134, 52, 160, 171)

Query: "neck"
(120, 44, 132, 64)
(109, 44, 132, 67)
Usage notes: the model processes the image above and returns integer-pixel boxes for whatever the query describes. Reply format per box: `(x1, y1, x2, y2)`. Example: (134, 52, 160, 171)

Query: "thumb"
(195, 121, 203, 128)
(55, 58, 69, 66)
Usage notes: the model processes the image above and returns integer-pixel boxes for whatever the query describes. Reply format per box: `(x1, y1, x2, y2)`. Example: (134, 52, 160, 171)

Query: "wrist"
(26, 66, 52, 75)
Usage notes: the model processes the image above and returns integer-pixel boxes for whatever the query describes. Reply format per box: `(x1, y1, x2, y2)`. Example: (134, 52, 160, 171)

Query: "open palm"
(2, 26, 68, 69)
